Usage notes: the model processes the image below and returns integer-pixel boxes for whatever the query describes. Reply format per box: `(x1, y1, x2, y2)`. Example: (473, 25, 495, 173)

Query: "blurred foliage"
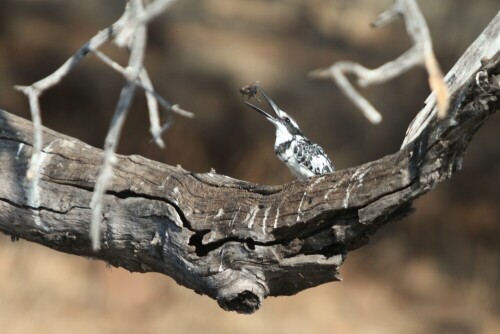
(0, 0, 498, 333)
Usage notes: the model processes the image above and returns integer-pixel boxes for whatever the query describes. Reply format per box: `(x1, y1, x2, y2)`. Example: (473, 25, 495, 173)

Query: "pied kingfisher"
(244, 86, 334, 179)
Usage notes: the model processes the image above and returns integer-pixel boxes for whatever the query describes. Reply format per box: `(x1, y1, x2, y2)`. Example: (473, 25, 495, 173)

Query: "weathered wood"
(0, 16, 498, 314)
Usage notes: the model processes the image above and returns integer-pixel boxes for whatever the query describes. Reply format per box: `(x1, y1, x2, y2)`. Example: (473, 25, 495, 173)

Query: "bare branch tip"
(92, 240, 101, 252)
(371, 6, 400, 28)
(26, 169, 35, 181)
(308, 68, 332, 80)
(171, 104, 195, 118)
(370, 113, 383, 124)
(14, 85, 30, 94)
(425, 54, 450, 119)
(152, 136, 166, 149)
(435, 87, 450, 119)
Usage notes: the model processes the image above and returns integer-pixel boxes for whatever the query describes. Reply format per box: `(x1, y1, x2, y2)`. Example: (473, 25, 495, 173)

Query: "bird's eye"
(285, 117, 290, 123)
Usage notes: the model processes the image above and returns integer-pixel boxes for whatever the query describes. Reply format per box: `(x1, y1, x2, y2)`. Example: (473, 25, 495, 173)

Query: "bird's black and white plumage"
(244, 87, 334, 178)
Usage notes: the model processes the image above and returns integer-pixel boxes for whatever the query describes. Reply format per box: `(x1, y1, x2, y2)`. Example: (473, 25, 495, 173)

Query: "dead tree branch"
(1, 11, 498, 313)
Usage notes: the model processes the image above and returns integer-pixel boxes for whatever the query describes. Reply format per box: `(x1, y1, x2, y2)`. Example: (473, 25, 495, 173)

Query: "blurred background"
(0, 0, 498, 333)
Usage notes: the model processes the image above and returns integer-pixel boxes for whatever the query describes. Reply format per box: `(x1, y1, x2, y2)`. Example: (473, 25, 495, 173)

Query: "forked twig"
(91, 49, 194, 119)
(14, 0, 188, 250)
(310, 0, 449, 124)
(90, 0, 155, 251)
(16, 0, 182, 178)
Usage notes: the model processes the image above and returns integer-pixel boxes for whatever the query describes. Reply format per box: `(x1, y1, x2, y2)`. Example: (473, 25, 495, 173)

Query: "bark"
(0, 15, 498, 314)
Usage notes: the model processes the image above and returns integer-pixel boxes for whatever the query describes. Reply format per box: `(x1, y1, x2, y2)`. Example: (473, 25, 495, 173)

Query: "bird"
(243, 86, 334, 179)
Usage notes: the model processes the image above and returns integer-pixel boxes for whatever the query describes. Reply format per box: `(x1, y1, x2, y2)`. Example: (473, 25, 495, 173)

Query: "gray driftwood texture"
(0, 15, 498, 314)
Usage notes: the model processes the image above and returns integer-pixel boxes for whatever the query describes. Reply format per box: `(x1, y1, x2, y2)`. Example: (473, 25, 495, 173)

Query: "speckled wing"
(293, 140, 334, 176)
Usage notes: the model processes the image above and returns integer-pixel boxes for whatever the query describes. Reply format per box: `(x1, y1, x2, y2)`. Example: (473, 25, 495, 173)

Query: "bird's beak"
(257, 87, 285, 119)
(243, 86, 285, 125)
(244, 101, 277, 124)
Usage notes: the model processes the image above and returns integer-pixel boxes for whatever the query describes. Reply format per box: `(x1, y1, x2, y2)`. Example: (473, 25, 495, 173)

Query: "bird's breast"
(274, 140, 293, 162)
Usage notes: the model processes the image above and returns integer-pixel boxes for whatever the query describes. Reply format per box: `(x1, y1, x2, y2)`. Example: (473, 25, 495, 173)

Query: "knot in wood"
(216, 280, 266, 314)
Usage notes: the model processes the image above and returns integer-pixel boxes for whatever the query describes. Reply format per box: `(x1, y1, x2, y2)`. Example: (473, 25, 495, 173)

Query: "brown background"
(0, 0, 498, 333)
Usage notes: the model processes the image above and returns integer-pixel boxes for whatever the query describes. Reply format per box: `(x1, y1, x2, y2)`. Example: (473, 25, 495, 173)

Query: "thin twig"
(13, 13, 128, 179)
(402, 11, 500, 148)
(14, 0, 183, 249)
(91, 48, 194, 118)
(90, 0, 147, 251)
(139, 69, 165, 148)
(90, 40, 168, 149)
(12, 86, 42, 180)
(14, 0, 179, 181)
(139, 0, 178, 25)
(310, 0, 449, 123)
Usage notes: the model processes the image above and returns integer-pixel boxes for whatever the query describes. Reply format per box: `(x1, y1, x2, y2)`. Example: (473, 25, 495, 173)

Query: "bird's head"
(244, 87, 303, 138)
